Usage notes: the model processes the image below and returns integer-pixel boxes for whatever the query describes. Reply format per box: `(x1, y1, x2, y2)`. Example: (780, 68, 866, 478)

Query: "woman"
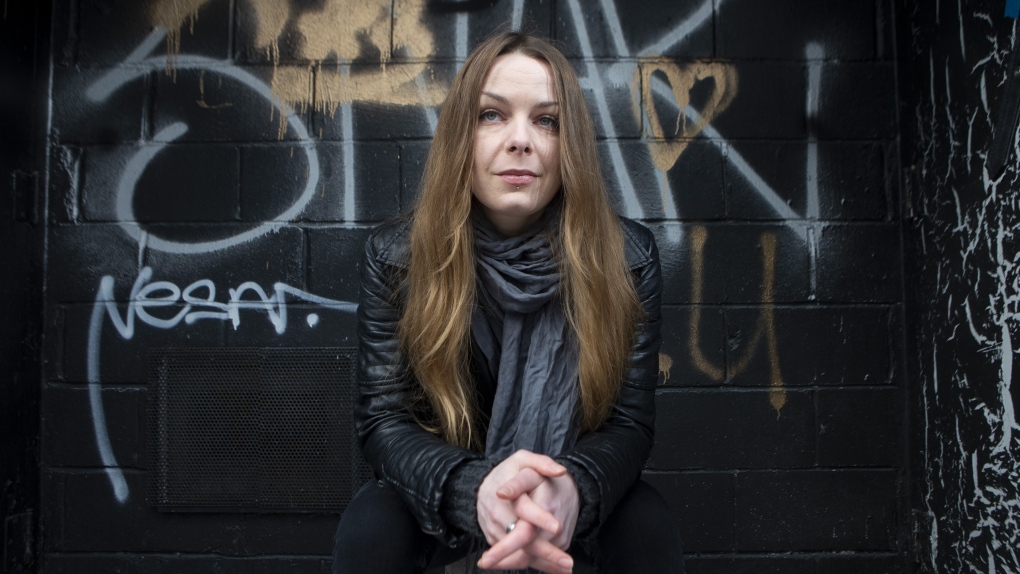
(333, 31, 684, 573)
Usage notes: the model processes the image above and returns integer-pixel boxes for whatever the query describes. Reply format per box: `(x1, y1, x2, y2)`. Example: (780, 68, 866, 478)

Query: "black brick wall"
(23, 0, 914, 571)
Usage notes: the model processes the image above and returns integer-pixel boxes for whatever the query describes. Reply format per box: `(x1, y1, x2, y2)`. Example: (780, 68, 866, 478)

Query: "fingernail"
(497, 488, 511, 497)
(478, 556, 492, 568)
(548, 520, 560, 532)
(559, 557, 573, 569)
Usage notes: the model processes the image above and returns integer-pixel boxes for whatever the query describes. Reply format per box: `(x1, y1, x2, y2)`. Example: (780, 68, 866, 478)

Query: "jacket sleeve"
(354, 224, 483, 546)
(555, 221, 663, 530)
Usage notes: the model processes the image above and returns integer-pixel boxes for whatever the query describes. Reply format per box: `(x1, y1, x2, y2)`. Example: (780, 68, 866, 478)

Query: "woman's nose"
(504, 121, 532, 154)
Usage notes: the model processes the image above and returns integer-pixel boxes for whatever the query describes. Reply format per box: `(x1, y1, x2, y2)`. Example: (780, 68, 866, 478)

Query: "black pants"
(333, 478, 685, 573)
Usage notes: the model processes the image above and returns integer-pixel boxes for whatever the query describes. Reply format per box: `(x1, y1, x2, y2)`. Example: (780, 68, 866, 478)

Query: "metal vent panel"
(147, 347, 372, 512)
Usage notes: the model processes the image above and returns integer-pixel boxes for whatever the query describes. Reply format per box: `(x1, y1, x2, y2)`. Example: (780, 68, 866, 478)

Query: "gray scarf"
(471, 210, 581, 461)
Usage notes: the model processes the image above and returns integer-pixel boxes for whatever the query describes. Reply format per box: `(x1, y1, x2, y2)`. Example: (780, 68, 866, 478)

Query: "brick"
(80, 144, 239, 223)
(818, 388, 902, 467)
(649, 389, 815, 470)
(313, 63, 447, 141)
(51, 66, 146, 144)
(60, 303, 226, 385)
(601, 141, 725, 221)
(659, 305, 727, 387)
(42, 384, 143, 468)
(261, 142, 400, 223)
(817, 143, 888, 220)
(46, 470, 340, 554)
(142, 225, 305, 290)
(819, 554, 904, 573)
(240, 143, 403, 223)
(642, 472, 736, 552)
(725, 141, 809, 220)
(815, 64, 897, 140)
(580, 61, 642, 140)
(307, 227, 376, 303)
(555, 0, 713, 59)
(153, 66, 312, 143)
(41, 554, 326, 574)
(408, 0, 555, 61)
(77, 0, 229, 67)
(47, 223, 141, 304)
(736, 469, 898, 551)
(717, 0, 877, 60)
(718, 140, 885, 222)
(816, 224, 901, 303)
(710, 64, 806, 140)
(686, 555, 815, 574)
(649, 223, 811, 305)
(724, 306, 893, 387)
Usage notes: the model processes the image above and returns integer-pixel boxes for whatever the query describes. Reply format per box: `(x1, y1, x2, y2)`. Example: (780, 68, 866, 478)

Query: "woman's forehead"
(480, 53, 556, 98)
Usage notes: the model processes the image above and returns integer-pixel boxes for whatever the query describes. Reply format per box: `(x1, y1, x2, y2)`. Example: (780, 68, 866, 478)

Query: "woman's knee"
(333, 480, 432, 573)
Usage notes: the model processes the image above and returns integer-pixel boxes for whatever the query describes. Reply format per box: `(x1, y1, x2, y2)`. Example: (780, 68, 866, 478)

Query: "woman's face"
(471, 53, 562, 236)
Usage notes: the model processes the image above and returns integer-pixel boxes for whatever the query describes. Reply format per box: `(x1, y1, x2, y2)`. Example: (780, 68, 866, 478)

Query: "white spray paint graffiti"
(80, 0, 836, 502)
(88, 268, 357, 503)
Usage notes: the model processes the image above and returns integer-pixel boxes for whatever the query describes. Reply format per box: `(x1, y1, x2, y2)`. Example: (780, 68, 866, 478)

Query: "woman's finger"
(511, 492, 561, 535)
(477, 519, 539, 568)
(496, 467, 545, 499)
(486, 538, 574, 574)
(510, 450, 567, 478)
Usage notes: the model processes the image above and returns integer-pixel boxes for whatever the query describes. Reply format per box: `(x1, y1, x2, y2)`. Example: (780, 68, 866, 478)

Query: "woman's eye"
(538, 116, 559, 129)
(480, 110, 500, 122)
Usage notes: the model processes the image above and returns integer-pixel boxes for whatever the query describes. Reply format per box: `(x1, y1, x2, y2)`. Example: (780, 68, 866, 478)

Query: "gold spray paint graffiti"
(153, 0, 446, 137)
(688, 226, 786, 418)
(636, 61, 737, 200)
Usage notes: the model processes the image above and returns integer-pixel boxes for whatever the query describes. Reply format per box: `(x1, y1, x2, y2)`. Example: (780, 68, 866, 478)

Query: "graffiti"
(687, 227, 786, 417)
(77, 0, 841, 501)
(639, 61, 737, 193)
(88, 267, 357, 502)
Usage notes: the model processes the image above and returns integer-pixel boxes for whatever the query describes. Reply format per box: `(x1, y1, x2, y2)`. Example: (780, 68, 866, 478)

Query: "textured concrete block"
(47, 470, 339, 554)
(307, 226, 375, 303)
(60, 302, 226, 384)
(76, 0, 229, 66)
(650, 389, 815, 470)
(724, 306, 893, 387)
(642, 471, 736, 552)
(240, 143, 400, 223)
(816, 224, 901, 303)
(47, 223, 141, 304)
(42, 384, 144, 468)
(555, 0, 713, 59)
(659, 305, 727, 387)
(736, 469, 898, 551)
(815, 64, 897, 140)
(153, 66, 310, 143)
(717, 0, 877, 60)
(51, 67, 146, 144)
(818, 388, 902, 467)
(710, 64, 806, 140)
(686, 555, 815, 574)
(649, 223, 811, 305)
(82, 144, 239, 223)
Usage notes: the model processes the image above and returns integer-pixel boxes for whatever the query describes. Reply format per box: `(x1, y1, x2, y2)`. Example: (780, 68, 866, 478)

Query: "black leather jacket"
(354, 215, 662, 546)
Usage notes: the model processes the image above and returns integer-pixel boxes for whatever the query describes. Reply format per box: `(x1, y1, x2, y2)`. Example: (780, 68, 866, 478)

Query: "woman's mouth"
(499, 171, 537, 186)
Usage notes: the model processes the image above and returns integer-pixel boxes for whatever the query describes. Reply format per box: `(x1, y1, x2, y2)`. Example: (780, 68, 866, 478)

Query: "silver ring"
(505, 140, 513, 151)
(505, 521, 517, 534)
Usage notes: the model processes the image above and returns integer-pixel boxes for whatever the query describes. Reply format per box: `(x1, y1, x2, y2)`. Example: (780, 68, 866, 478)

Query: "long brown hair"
(399, 32, 641, 449)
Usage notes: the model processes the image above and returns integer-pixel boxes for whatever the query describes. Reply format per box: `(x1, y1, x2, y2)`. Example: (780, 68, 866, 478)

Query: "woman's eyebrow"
(480, 91, 559, 109)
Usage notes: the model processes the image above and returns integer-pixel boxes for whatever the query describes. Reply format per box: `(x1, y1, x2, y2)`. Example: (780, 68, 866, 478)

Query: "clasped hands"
(476, 450, 579, 574)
